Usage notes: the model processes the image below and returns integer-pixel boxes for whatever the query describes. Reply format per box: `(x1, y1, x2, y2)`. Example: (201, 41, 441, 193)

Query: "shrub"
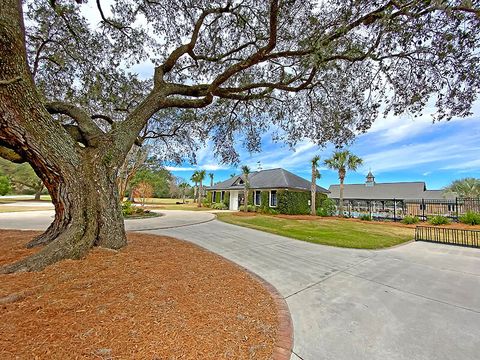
(122, 201, 135, 216)
(276, 190, 310, 215)
(359, 213, 372, 221)
(211, 203, 228, 210)
(428, 215, 450, 225)
(459, 211, 480, 225)
(316, 198, 336, 217)
(239, 204, 256, 212)
(401, 215, 420, 224)
(223, 191, 230, 207)
(0, 175, 11, 196)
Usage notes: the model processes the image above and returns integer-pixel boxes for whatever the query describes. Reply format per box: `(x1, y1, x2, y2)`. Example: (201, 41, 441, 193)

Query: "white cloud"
(365, 99, 480, 146)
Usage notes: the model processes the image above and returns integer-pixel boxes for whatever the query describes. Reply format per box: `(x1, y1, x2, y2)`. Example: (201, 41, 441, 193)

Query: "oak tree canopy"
(0, 0, 479, 272)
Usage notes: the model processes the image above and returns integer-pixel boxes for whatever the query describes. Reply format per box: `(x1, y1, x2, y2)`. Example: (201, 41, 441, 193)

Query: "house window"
(254, 191, 261, 206)
(221, 191, 225, 202)
(270, 190, 277, 207)
(212, 191, 217, 203)
(448, 204, 455, 212)
(419, 204, 425, 210)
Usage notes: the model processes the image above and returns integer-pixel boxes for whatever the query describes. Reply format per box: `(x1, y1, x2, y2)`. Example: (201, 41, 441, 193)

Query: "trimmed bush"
(401, 215, 420, 224)
(428, 215, 450, 225)
(206, 191, 213, 203)
(239, 204, 256, 212)
(0, 175, 11, 196)
(316, 198, 336, 217)
(122, 201, 135, 216)
(277, 190, 310, 215)
(211, 203, 228, 210)
(359, 214, 372, 221)
(223, 191, 230, 207)
(459, 211, 480, 225)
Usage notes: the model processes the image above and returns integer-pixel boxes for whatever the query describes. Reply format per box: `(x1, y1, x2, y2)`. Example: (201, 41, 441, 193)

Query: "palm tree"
(209, 173, 214, 187)
(310, 155, 321, 215)
(324, 150, 363, 217)
(443, 178, 480, 198)
(190, 171, 199, 203)
(179, 182, 189, 204)
(197, 170, 206, 207)
(229, 172, 236, 178)
(241, 165, 251, 212)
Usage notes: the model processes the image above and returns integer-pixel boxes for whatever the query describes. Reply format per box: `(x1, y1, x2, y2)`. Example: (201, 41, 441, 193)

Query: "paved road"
(1, 211, 479, 359)
(0, 209, 215, 231)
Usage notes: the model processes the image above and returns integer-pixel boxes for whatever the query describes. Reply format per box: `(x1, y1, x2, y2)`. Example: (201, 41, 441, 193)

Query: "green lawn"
(139, 198, 213, 211)
(216, 213, 415, 249)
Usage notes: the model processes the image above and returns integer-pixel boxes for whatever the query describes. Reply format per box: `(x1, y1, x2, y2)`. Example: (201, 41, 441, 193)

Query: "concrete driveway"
(1, 211, 479, 359)
(0, 209, 215, 231)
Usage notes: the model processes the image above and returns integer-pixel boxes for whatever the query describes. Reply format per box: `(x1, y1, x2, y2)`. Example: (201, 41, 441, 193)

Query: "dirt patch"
(0, 230, 278, 359)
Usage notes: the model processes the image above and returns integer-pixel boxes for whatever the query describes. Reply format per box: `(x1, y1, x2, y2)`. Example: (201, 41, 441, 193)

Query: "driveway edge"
(245, 269, 294, 360)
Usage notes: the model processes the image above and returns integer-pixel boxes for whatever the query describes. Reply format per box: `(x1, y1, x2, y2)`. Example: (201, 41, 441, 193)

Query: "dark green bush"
(206, 191, 213, 203)
(359, 213, 372, 221)
(316, 198, 336, 217)
(223, 191, 230, 207)
(459, 211, 480, 225)
(239, 204, 256, 212)
(277, 190, 310, 215)
(211, 202, 228, 210)
(428, 215, 450, 225)
(401, 215, 420, 224)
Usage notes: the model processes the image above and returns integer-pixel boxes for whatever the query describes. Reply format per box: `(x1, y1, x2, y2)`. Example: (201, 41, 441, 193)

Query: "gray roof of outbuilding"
(209, 168, 329, 193)
(328, 182, 455, 200)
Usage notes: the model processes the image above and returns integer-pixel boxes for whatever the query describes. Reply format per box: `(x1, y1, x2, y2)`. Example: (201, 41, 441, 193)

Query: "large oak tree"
(0, 0, 479, 272)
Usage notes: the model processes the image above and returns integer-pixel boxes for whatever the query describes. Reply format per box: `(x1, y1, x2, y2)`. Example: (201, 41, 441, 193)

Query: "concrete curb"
(129, 212, 217, 231)
(243, 269, 294, 360)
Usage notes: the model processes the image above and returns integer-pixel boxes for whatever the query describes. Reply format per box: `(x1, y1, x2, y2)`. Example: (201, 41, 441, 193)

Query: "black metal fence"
(334, 197, 480, 222)
(415, 226, 480, 248)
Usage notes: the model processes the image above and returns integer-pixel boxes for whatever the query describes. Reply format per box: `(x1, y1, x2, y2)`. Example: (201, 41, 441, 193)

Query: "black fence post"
(422, 198, 425, 221)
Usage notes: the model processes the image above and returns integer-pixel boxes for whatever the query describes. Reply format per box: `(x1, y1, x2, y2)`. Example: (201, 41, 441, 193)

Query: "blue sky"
(167, 100, 480, 190)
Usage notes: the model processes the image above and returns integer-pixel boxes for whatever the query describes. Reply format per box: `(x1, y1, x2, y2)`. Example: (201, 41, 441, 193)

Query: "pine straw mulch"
(0, 230, 278, 359)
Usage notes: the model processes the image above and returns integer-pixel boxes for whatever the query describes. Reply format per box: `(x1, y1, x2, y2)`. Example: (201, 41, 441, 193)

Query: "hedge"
(209, 189, 327, 215)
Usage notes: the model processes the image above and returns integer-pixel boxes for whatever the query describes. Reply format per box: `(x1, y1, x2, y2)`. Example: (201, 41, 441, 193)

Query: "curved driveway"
(1, 210, 479, 360)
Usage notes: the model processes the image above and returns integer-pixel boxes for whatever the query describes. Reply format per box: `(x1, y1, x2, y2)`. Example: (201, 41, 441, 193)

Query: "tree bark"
(198, 181, 203, 207)
(311, 164, 316, 216)
(0, 0, 127, 272)
(34, 186, 42, 201)
(338, 172, 345, 217)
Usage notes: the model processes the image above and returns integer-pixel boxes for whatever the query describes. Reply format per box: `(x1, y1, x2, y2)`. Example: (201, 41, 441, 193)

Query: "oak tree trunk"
(0, 0, 127, 273)
(34, 189, 41, 201)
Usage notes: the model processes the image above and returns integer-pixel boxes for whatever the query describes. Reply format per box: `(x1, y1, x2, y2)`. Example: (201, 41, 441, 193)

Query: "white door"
(229, 191, 239, 211)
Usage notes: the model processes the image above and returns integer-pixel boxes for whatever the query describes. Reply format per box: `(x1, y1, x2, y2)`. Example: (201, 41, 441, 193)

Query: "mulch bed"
(0, 230, 278, 359)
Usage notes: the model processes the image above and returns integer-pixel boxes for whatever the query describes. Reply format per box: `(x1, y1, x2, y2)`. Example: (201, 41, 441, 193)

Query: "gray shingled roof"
(209, 168, 329, 193)
(328, 182, 455, 200)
